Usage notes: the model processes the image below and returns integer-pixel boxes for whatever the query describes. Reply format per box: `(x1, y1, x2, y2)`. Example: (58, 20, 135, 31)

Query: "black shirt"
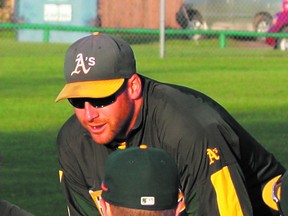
(57, 75, 285, 215)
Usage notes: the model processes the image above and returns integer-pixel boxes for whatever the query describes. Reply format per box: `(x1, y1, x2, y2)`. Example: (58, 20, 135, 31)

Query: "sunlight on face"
(74, 89, 134, 144)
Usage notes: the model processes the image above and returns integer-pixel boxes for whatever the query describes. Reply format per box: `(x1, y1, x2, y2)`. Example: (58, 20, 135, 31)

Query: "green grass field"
(1, 35, 288, 216)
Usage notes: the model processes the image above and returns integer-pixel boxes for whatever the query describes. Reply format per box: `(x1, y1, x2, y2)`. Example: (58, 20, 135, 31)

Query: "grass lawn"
(0, 35, 288, 216)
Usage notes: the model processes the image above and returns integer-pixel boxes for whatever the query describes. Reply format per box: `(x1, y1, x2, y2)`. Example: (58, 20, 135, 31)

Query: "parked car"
(176, 0, 281, 39)
(265, 11, 288, 50)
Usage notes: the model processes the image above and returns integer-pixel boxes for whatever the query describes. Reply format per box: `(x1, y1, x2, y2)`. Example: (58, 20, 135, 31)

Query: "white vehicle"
(176, 0, 282, 34)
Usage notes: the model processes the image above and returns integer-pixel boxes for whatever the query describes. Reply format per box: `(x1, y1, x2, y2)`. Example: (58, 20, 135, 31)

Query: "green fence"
(2, 23, 288, 58)
(2, 22, 288, 46)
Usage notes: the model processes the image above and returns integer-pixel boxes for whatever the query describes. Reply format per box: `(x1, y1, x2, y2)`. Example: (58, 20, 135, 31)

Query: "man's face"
(74, 84, 134, 144)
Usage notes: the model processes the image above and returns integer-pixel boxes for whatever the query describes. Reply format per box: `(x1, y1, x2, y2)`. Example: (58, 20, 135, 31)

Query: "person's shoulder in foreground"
(263, 170, 288, 216)
(0, 200, 34, 216)
(99, 145, 186, 216)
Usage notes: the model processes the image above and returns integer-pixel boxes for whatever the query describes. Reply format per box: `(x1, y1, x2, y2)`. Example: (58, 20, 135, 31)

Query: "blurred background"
(2, 0, 288, 56)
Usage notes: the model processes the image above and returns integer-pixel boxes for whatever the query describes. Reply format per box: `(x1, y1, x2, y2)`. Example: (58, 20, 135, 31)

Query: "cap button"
(139, 144, 148, 149)
(118, 142, 127, 150)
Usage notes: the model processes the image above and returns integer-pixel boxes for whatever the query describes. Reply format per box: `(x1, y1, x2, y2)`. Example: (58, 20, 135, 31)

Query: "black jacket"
(57, 75, 285, 215)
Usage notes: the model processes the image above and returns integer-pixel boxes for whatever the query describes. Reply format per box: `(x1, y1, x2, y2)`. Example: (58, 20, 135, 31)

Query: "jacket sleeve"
(178, 118, 285, 216)
(58, 168, 101, 216)
(56, 119, 101, 216)
(176, 121, 253, 216)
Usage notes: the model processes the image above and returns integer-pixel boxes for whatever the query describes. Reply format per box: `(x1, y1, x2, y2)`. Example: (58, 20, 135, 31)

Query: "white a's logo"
(71, 53, 96, 76)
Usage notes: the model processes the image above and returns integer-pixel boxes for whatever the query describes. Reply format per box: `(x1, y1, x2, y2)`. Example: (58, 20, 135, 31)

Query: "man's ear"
(127, 74, 142, 100)
(175, 190, 186, 216)
(99, 198, 111, 216)
(175, 200, 185, 216)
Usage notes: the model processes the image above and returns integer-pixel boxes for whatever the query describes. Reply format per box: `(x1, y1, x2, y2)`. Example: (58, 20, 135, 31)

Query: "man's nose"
(84, 102, 100, 122)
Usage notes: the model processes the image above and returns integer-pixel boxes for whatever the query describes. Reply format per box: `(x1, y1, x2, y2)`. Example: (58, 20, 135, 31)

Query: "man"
(262, 170, 288, 216)
(98, 145, 185, 216)
(55, 32, 286, 215)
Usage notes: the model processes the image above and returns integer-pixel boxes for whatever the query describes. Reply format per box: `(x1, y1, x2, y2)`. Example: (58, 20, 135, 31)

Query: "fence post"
(159, 0, 165, 58)
(219, 32, 226, 48)
(43, 29, 50, 43)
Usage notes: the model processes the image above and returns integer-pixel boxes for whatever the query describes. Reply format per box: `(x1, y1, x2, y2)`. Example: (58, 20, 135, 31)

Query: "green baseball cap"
(262, 171, 288, 216)
(55, 32, 136, 102)
(101, 145, 180, 210)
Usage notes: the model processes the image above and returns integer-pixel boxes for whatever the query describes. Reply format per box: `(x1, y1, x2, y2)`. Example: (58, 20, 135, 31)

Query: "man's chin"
(91, 134, 113, 145)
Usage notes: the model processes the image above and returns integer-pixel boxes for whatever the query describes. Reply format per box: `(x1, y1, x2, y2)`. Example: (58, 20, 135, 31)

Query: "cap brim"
(55, 78, 125, 102)
(262, 175, 282, 210)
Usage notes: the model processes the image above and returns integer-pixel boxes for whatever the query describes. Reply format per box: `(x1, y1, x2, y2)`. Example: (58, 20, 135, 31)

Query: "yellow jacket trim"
(211, 166, 244, 216)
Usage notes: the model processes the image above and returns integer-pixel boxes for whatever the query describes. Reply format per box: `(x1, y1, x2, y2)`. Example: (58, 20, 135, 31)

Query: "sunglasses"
(68, 80, 127, 109)
(68, 94, 116, 109)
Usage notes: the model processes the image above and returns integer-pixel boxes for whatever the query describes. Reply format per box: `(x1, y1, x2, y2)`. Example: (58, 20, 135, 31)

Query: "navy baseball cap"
(101, 145, 180, 210)
(55, 32, 136, 102)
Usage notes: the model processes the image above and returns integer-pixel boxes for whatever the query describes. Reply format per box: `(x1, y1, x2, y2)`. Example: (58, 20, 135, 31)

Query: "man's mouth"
(88, 123, 106, 134)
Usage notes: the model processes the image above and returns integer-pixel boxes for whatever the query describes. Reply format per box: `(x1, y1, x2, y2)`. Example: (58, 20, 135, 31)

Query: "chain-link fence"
(1, 0, 288, 58)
